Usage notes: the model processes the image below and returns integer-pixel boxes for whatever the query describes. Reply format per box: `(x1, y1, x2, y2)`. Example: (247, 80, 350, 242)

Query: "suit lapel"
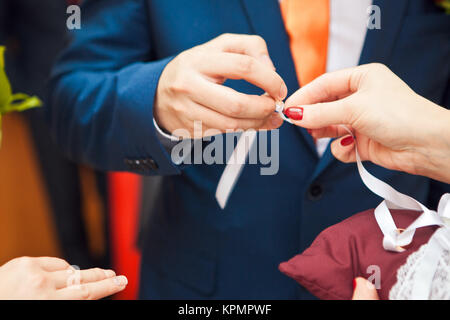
(359, 0, 409, 64)
(240, 0, 318, 157)
(311, 0, 410, 181)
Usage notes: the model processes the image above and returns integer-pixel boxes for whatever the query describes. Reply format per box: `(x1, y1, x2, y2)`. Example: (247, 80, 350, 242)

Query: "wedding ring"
(275, 101, 284, 113)
(275, 101, 293, 124)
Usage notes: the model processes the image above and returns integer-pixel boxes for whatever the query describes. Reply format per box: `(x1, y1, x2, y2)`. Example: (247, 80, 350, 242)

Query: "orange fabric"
(0, 113, 60, 264)
(78, 165, 106, 259)
(109, 172, 141, 300)
(280, 0, 330, 86)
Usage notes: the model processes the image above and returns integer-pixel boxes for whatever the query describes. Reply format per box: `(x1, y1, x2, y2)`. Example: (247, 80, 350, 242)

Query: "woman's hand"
(0, 256, 127, 300)
(284, 63, 450, 183)
(352, 277, 379, 300)
(154, 33, 287, 138)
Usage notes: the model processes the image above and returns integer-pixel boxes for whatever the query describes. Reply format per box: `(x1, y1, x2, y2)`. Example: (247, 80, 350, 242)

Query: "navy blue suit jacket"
(49, 0, 450, 299)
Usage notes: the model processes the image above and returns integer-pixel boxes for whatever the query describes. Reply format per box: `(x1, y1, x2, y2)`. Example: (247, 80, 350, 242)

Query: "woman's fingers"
(309, 125, 350, 139)
(330, 136, 357, 163)
(352, 277, 379, 300)
(330, 134, 400, 171)
(35, 257, 71, 272)
(284, 66, 370, 130)
(285, 66, 361, 107)
(56, 276, 128, 300)
(286, 96, 355, 129)
(53, 267, 116, 289)
(330, 134, 384, 164)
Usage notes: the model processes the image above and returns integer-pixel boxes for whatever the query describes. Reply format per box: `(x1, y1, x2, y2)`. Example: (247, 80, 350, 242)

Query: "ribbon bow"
(349, 125, 450, 252)
(348, 125, 449, 299)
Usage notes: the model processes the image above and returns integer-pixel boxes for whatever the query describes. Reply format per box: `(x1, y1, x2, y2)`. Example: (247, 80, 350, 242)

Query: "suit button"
(308, 183, 323, 201)
(124, 159, 136, 169)
(142, 158, 158, 171)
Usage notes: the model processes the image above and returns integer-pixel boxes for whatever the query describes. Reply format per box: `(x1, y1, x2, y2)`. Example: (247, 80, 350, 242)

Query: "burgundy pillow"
(279, 209, 437, 300)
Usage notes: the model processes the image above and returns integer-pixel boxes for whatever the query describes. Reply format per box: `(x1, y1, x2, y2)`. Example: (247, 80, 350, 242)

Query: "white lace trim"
(389, 234, 450, 300)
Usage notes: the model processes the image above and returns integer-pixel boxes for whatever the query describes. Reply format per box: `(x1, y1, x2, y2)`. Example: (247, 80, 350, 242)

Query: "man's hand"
(154, 33, 287, 138)
(0, 257, 127, 300)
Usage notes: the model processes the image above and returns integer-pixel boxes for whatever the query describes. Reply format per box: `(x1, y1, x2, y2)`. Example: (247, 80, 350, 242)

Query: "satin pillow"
(279, 209, 437, 300)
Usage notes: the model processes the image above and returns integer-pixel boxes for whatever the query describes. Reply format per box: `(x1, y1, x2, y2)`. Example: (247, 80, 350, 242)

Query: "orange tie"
(280, 0, 329, 86)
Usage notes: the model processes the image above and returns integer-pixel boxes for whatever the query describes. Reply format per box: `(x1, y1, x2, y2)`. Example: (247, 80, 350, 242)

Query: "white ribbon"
(343, 125, 450, 252)
(343, 125, 450, 299)
(215, 101, 289, 209)
(216, 116, 450, 298)
(216, 130, 257, 209)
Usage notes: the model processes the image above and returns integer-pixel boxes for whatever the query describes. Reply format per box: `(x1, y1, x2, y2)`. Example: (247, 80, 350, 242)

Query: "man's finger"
(198, 52, 287, 101)
(194, 79, 277, 119)
(56, 276, 128, 300)
(260, 112, 284, 130)
(176, 100, 269, 133)
(206, 33, 276, 69)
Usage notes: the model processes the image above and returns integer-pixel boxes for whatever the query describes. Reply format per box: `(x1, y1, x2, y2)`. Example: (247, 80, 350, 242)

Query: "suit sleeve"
(48, 0, 180, 175)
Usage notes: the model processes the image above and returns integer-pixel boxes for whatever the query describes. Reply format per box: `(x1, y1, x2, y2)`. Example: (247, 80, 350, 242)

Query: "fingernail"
(260, 54, 276, 71)
(271, 113, 283, 127)
(279, 83, 288, 100)
(353, 278, 357, 290)
(284, 107, 303, 120)
(340, 135, 354, 147)
(114, 276, 128, 286)
(105, 269, 116, 278)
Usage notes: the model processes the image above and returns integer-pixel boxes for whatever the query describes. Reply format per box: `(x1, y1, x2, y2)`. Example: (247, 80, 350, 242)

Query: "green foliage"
(0, 46, 42, 145)
(436, 0, 450, 14)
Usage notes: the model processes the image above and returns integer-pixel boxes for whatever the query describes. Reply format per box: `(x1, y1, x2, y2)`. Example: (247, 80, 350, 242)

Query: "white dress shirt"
(317, 0, 372, 156)
(154, 0, 372, 159)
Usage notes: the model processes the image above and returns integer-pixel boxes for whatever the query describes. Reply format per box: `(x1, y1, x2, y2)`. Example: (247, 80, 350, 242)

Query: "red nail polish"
(284, 107, 303, 120)
(341, 136, 354, 147)
(353, 278, 357, 290)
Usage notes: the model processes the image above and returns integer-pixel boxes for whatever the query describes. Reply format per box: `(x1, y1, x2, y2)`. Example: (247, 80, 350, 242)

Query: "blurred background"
(0, 0, 148, 299)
